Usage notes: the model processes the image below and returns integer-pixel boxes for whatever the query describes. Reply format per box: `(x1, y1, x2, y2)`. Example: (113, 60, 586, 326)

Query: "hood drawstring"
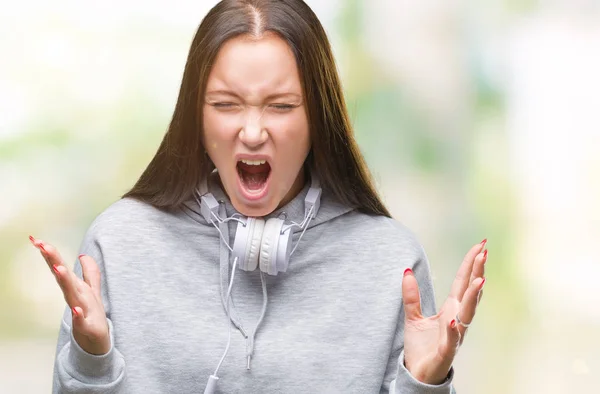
(217, 203, 269, 370)
(218, 204, 247, 338)
(199, 176, 327, 393)
(246, 270, 268, 369)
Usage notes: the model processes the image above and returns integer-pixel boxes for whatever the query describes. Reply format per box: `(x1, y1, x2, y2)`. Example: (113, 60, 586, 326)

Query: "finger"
(53, 263, 89, 311)
(30, 236, 88, 291)
(71, 305, 86, 321)
(469, 249, 487, 284)
(477, 287, 485, 304)
(449, 239, 487, 301)
(79, 254, 102, 300)
(457, 277, 486, 336)
(30, 237, 93, 317)
(442, 318, 461, 359)
(30, 236, 83, 295)
(29, 236, 66, 274)
(402, 268, 423, 321)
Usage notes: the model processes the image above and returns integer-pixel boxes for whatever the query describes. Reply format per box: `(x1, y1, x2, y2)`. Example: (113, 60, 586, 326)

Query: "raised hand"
(29, 236, 110, 355)
(401, 239, 488, 384)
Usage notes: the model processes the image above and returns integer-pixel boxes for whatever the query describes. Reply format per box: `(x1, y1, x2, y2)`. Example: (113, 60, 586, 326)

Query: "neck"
(277, 167, 306, 209)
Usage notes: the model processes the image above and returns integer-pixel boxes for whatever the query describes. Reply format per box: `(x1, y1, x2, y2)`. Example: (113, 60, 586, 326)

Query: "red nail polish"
(52, 265, 60, 275)
(480, 238, 487, 246)
(483, 249, 488, 259)
(29, 235, 35, 243)
(78, 254, 85, 259)
(450, 319, 456, 328)
(71, 307, 78, 316)
(404, 268, 413, 276)
(39, 243, 47, 253)
(479, 278, 486, 290)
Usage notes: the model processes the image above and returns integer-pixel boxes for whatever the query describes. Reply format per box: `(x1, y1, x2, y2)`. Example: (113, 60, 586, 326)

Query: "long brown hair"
(123, 0, 391, 218)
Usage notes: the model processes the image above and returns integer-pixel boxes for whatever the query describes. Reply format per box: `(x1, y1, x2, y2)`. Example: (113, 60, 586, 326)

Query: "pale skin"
(402, 240, 487, 384)
(32, 33, 488, 385)
(203, 33, 310, 218)
(30, 236, 111, 355)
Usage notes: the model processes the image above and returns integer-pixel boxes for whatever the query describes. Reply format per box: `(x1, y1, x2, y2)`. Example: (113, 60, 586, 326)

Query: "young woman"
(31, 1, 487, 392)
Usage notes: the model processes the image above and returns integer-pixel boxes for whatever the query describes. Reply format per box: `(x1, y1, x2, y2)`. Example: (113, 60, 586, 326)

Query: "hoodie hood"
(181, 171, 355, 231)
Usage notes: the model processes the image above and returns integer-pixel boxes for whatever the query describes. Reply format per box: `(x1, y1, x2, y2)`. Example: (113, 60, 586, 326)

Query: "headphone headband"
(198, 169, 321, 277)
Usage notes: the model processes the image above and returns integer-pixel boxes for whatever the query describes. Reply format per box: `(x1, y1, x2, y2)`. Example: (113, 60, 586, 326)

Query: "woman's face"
(203, 33, 310, 217)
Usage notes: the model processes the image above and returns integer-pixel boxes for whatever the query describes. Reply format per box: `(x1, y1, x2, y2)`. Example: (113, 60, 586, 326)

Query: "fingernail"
(480, 238, 487, 246)
(479, 277, 486, 290)
(29, 235, 47, 253)
(71, 307, 78, 317)
(52, 265, 60, 275)
(483, 249, 488, 260)
(78, 254, 86, 259)
(403, 268, 413, 276)
(450, 319, 456, 329)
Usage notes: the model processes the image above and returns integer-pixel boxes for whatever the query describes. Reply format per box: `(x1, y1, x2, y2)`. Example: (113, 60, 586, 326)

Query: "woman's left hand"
(401, 239, 488, 384)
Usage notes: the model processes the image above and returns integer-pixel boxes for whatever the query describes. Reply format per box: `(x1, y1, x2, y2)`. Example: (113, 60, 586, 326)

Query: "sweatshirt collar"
(181, 171, 354, 230)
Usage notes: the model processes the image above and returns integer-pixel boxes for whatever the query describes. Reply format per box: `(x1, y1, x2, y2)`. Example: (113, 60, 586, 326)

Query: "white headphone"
(197, 173, 322, 275)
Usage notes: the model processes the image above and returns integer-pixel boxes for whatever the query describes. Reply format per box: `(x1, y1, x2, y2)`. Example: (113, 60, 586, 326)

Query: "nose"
(238, 108, 268, 148)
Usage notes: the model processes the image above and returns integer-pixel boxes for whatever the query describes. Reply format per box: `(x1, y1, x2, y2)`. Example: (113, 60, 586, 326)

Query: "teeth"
(240, 159, 266, 165)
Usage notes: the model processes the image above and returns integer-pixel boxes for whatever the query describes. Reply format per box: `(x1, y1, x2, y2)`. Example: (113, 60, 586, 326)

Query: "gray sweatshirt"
(53, 176, 456, 393)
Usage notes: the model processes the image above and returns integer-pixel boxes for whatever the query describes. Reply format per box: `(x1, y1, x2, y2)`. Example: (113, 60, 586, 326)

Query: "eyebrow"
(205, 90, 302, 101)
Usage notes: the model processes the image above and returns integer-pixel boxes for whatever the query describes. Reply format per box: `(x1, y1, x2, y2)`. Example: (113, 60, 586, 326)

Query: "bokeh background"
(1, 0, 598, 392)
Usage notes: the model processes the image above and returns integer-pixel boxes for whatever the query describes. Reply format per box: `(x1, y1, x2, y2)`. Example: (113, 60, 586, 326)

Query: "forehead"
(206, 33, 302, 98)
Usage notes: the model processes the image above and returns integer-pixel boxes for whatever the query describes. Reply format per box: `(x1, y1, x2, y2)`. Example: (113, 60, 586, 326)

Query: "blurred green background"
(1, 0, 599, 392)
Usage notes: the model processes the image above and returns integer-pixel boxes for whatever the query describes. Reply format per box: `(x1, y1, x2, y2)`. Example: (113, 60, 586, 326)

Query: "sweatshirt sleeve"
(382, 243, 456, 393)
(52, 223, 127, 393)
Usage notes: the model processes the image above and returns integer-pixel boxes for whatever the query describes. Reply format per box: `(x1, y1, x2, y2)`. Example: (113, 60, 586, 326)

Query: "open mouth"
(236, 159, 272, 195)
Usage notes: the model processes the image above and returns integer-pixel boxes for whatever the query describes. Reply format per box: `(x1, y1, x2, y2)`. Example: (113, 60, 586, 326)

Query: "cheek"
(273, 116, 310, 164)
(203, 112, 236, 154)
(287, 113, 310, 151)
(273, 112, 310, 144)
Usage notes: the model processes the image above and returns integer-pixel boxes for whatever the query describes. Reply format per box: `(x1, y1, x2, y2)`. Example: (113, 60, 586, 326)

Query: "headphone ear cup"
(246, 218, 264, 271)
(260, 218, 284, 275)
(276, 227, 293, 273)
(233, 218, 264, 271)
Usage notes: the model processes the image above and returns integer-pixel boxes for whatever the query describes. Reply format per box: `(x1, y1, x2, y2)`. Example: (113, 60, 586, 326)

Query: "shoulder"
(83, 197, 172, 241)
(327, 210, 427, 262)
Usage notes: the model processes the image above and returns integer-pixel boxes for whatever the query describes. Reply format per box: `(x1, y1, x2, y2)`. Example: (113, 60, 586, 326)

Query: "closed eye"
(269, 103, 298, 111)
(210, 102, 238, 108)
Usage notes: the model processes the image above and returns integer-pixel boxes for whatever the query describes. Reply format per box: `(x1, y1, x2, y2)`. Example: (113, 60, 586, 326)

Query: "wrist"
(73, 328, 111, 355)
(404, 358, 451, 385)
(75, 334, 110, 355)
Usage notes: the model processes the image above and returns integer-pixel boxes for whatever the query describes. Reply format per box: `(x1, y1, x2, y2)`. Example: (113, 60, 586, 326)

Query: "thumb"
(402, 268, 423, 320)
(71, 306, 84, 326)
(79, 254, 102, 299)
(444, 318, 461, 359)
(424, 319, 460, 383)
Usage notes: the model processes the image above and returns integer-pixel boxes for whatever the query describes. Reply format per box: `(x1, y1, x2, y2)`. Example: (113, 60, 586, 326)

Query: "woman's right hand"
(30, 235, 111, 355)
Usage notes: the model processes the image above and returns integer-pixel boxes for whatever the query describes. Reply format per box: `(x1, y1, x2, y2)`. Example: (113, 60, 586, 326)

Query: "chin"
(230, 196, 280, 218)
